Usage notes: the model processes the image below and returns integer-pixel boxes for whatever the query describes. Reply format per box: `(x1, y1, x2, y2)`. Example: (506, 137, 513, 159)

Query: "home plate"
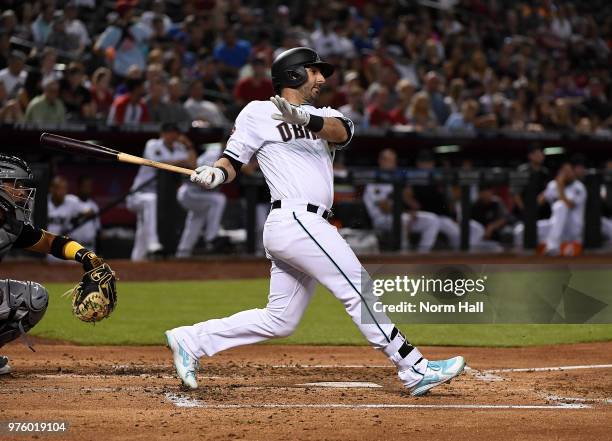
(297, 382, 382, 388)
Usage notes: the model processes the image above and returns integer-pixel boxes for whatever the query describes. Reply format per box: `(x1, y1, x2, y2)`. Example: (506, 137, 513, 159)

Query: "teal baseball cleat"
(408, 356, 465, 396)
(165, 331, 199, 389)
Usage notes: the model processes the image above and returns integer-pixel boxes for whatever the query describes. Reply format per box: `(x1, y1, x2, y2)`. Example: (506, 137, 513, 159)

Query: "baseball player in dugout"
(127, 122, 196, 261)
(0, 155, 116, 375)
(165, 48, 465, 395)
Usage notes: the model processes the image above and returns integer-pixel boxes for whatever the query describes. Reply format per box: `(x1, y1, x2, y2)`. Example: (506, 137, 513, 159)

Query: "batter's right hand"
(191, 165, 225, 189)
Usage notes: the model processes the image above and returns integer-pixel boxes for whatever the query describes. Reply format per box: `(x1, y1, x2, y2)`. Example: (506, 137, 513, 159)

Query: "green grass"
(31, 279, 612, 347)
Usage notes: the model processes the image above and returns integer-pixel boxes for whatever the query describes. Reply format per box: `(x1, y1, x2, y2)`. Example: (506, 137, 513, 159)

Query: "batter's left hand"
(270, 95, 310, 126)
(191, 165, 225, 189)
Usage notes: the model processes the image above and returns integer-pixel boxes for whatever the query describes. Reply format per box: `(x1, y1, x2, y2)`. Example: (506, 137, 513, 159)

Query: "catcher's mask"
(271, 47, 334, 94)
(0, 155, 36, 225)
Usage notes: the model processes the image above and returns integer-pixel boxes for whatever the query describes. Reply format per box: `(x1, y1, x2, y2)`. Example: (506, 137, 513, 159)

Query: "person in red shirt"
(389, 79, 416, 125)
(90, 67, 114, 120)
(366, 84, 393, 128)
(232, 56, 274, 108)
(107, 77, 149, 125)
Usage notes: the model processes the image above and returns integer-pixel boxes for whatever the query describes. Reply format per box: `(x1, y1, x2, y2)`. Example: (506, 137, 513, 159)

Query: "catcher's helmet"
(271, 47, 334, 93)
(0, 155, 36, 224)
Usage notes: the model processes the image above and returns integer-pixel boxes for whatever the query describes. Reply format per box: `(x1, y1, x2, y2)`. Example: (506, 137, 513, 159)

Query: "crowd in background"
(0, 0, 610, 134)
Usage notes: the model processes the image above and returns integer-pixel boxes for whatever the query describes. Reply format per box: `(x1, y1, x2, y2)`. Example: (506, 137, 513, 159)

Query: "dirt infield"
(1, 341, 610, 440)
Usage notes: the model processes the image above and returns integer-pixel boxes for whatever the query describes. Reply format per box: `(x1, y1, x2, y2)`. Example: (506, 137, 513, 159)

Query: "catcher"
(0, 155, 117, 375)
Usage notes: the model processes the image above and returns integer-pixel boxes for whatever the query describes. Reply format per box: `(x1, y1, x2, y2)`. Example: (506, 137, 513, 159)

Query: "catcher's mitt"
(69, 263, 117, 323)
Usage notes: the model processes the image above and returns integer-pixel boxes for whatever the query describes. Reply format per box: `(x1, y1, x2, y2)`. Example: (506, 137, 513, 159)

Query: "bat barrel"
(40, 133, 119, 160)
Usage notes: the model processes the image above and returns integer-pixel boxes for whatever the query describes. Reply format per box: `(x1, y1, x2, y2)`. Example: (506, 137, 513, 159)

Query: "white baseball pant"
(170, 200, 428, 384)
(438, 216, 485, 249)
(513, 200, 583, 251)
(126, 192, 163, 261)
(373, 211, 440, 251)
(176, 185, 227, 257)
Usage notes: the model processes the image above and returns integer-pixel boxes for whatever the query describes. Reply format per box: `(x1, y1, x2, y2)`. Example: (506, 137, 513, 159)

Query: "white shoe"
(0, 355, 11, 375)
(165, 331, 198, 389)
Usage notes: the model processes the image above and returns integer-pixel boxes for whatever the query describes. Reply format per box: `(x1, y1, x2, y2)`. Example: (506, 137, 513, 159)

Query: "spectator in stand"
(24, 75, 66, 124)
(445, 99, 479, 132)
(145, 78, 172, 122)
(165, 76, 192, 125)
(140, 0, 173, 35)
(339, 85, 366, 129)
(549, 98, 574, 131)
(444, 78, 464, 115)
(366, 84, 392, 128)
(0, 85, 25, 123)
(0, 11, 18, 42)
(94, 0, 150, 78)
(31, 3, 55, 47)
(213, 26, 251, 80)
(408, 91, 437, 131)
(145, 63, 165, 87)
(184, 79, 227, 127)
(194, 56, 228, 105)
(0, 50, 27, 99)
(38, 47, 57, 79)
(46, 11, 81, 56)
(389, 79, 416, 125)
(424, 71, 450, 125)
(107, 77, 149, 125)
(64, 2, 91, 51)
(90, 67, 114, 119)
(251, 30, 274, 67)
(582, 78, 612, 123)
(233, 56, 274, 108)
(60, 62, 94, 120)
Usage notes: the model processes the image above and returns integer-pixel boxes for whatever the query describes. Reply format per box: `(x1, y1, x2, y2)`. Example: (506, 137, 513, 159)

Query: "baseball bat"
(39, 133, 194, 176)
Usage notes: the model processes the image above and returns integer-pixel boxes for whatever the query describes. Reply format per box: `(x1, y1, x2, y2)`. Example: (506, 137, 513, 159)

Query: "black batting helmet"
(271, 47, 334, 94)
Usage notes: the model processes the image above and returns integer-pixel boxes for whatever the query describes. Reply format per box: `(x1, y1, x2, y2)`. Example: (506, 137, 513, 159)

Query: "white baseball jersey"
(70, 197, 101, 246)
(223, 100, 354, 209)
(47, 194, 81, 236)
(130, 138, 191, 193)
(542, 179, 586, 226)
(363, 183, 393, 226)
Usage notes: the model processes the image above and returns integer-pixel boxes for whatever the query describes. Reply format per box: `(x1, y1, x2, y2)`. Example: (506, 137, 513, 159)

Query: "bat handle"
(117, 153, 194, 176)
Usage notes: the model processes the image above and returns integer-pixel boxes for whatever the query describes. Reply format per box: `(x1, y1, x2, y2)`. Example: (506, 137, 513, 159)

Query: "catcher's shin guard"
(0, 279, 49, 347)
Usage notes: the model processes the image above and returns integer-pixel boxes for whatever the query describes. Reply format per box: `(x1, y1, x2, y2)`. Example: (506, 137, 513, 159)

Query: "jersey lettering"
(276, 122, 292, 142)
(292, 124, 305, 139)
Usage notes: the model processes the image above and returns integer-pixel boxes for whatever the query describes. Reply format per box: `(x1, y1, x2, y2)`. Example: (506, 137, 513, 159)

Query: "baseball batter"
(165, 48, 465, 395)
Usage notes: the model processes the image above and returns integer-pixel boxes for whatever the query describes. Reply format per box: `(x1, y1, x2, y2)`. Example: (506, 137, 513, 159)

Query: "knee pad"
(0, 279, 49, 347)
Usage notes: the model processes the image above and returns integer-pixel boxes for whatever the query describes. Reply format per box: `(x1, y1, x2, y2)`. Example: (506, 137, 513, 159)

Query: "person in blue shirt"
(213, 26, 251, 79)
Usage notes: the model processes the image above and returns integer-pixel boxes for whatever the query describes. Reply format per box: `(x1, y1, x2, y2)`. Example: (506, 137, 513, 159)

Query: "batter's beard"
(299, 84, 321, 104)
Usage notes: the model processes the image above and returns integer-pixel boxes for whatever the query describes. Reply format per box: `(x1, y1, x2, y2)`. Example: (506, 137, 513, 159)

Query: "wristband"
(218, 166, 229, 183)
(306, 114, 324, 132)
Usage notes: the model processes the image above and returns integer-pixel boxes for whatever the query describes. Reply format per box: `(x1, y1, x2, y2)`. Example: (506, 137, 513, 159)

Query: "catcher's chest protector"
(0, 211, 23, 259)
(0, 279, 48, 347)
